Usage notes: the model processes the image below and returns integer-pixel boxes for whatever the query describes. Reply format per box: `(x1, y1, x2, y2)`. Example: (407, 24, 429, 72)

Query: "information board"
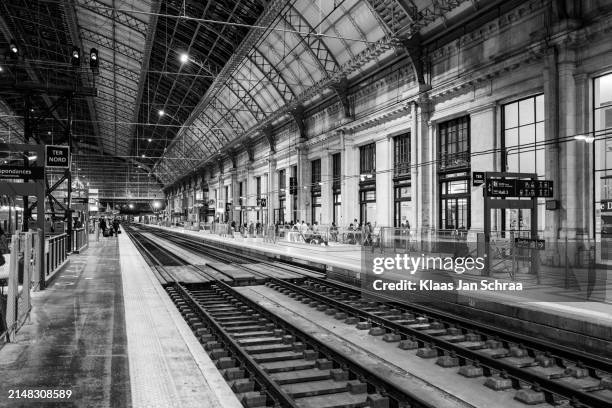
(486, 178, 553, 198)
(514, 237, 545, 250)
(0, 165, 44, 180)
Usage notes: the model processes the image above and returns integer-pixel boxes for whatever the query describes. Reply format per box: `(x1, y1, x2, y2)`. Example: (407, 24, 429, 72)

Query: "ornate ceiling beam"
(282, 6, 340, 76)
(130, 0, 162, 156)
(248, 48, 296, 104)
(161, 0, 290, 160)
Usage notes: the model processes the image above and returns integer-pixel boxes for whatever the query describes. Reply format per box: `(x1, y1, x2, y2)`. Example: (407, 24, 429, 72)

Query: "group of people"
(275, 220, 327, 245)
(97, 217, 121, 240)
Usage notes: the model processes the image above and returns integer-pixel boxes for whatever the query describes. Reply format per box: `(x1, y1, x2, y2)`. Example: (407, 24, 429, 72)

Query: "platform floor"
(149, 225, 612, 357)
(0, 234, 242, 408)
(0, 237, 129, 408)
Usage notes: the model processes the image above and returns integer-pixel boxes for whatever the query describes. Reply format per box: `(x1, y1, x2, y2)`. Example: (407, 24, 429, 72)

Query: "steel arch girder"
(248, 48, 296, 105)
(282, 6, 340, 76)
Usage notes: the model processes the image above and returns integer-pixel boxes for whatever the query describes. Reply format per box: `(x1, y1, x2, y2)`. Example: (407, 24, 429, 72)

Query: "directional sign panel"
(0, 165, 44, 180)
(485, 179, 517, 197)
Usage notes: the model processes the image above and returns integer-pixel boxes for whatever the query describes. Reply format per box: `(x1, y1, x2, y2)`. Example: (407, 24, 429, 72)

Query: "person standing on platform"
(112, 218, 120, 236)
(99, 217, 107, 238)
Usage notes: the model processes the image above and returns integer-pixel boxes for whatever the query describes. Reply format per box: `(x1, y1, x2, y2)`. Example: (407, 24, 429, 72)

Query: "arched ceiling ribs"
(199, 111, 229, 148)
(96, 76, 138, 99)
(282, 6, 340, 77)
(248, 48, 296, 105)
(97, 60, 141, 83)
(210, 96, 246, 135)
(185, 127, 214, 155)
(75, 0, 148, 37)
(224, 77, 266, 122)
(264, 27, 316, 90)
(80, 28, 144, 61)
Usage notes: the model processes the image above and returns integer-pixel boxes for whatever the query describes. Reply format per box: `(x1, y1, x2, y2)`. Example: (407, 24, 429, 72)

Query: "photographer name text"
(371, 279, 523, 291)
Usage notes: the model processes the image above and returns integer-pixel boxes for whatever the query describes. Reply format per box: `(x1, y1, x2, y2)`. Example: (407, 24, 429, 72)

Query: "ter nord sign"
(46, 145, 70, 168)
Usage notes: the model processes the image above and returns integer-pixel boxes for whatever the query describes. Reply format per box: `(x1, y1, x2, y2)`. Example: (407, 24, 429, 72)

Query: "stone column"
(343, 137, 359, 227)
(414, 98, 434, 230)
(285, 165, 292, 223)
(321, 152, 332, 225)
(557, 46, 589, 239)
(573, 73, 592, 237)
(468, 104, 497, 231)
(230, 169, 239, 223)
(296, 144, 309, 223)
(267, 158, 277, 224)
(376, 137, 392, 227)
(543, 48, 561, 240)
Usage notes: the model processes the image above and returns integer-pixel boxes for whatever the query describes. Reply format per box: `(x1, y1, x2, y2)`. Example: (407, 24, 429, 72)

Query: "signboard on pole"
(514, 237, 545, 250)
(472, 172, 485, 186)
(45, 145, 70, 168)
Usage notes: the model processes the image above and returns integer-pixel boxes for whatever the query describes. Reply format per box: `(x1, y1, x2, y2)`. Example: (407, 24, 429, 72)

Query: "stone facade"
(165, 0, 612, 241)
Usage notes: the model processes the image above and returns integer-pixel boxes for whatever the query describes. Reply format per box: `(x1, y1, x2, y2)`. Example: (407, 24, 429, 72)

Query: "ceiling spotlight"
(147, 138, 152, 142)
(179, 53, 189, 64)
(71, 46, 80, 67)
(141, 154, 146, 158)
(128, 204, 134, 209)
(0, 66, 3, 72)
(158, 109, 165, 117)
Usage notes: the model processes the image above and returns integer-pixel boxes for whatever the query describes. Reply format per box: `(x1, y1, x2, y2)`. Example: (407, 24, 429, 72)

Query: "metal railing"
(46, 233, 68, 278)
(71, 228, 88, 252)
(1, 232, 38, 342)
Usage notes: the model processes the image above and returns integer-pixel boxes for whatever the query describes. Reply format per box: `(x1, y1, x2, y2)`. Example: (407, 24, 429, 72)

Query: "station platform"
(0, 233, 241, 408)
(147, 224, 612, 357)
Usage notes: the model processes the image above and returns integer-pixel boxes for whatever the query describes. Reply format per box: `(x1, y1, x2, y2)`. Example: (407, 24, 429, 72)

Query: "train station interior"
(0, 0, 611, 407)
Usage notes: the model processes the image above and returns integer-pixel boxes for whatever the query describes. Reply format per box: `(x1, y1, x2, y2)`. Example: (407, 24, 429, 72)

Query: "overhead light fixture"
(128, 204, 134, 209)
(179, 53, 189, 64)
(71, 46, 80, 67)
(28, 154, 37, 161)
(158, 109, 165, 117)
(0, 66, 3, 72)
(89, 48, 99, 71)
(147, 138, 152, 142)
(8, 39, 18, 60)
(141, 154, 146, 158)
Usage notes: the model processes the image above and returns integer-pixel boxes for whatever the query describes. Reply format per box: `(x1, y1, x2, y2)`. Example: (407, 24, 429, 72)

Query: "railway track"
(130, 225, 612, 408)
(127, 226, 436, 408)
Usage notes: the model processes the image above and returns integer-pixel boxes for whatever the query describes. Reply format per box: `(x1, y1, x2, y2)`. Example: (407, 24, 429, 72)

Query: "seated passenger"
(329, 222, 338, 242)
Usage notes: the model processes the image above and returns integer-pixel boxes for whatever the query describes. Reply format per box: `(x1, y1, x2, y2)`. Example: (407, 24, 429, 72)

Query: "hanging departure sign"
(516, 180, 553, 198)
(45, 145, 70, 168)
(485, 178, 553, 198)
